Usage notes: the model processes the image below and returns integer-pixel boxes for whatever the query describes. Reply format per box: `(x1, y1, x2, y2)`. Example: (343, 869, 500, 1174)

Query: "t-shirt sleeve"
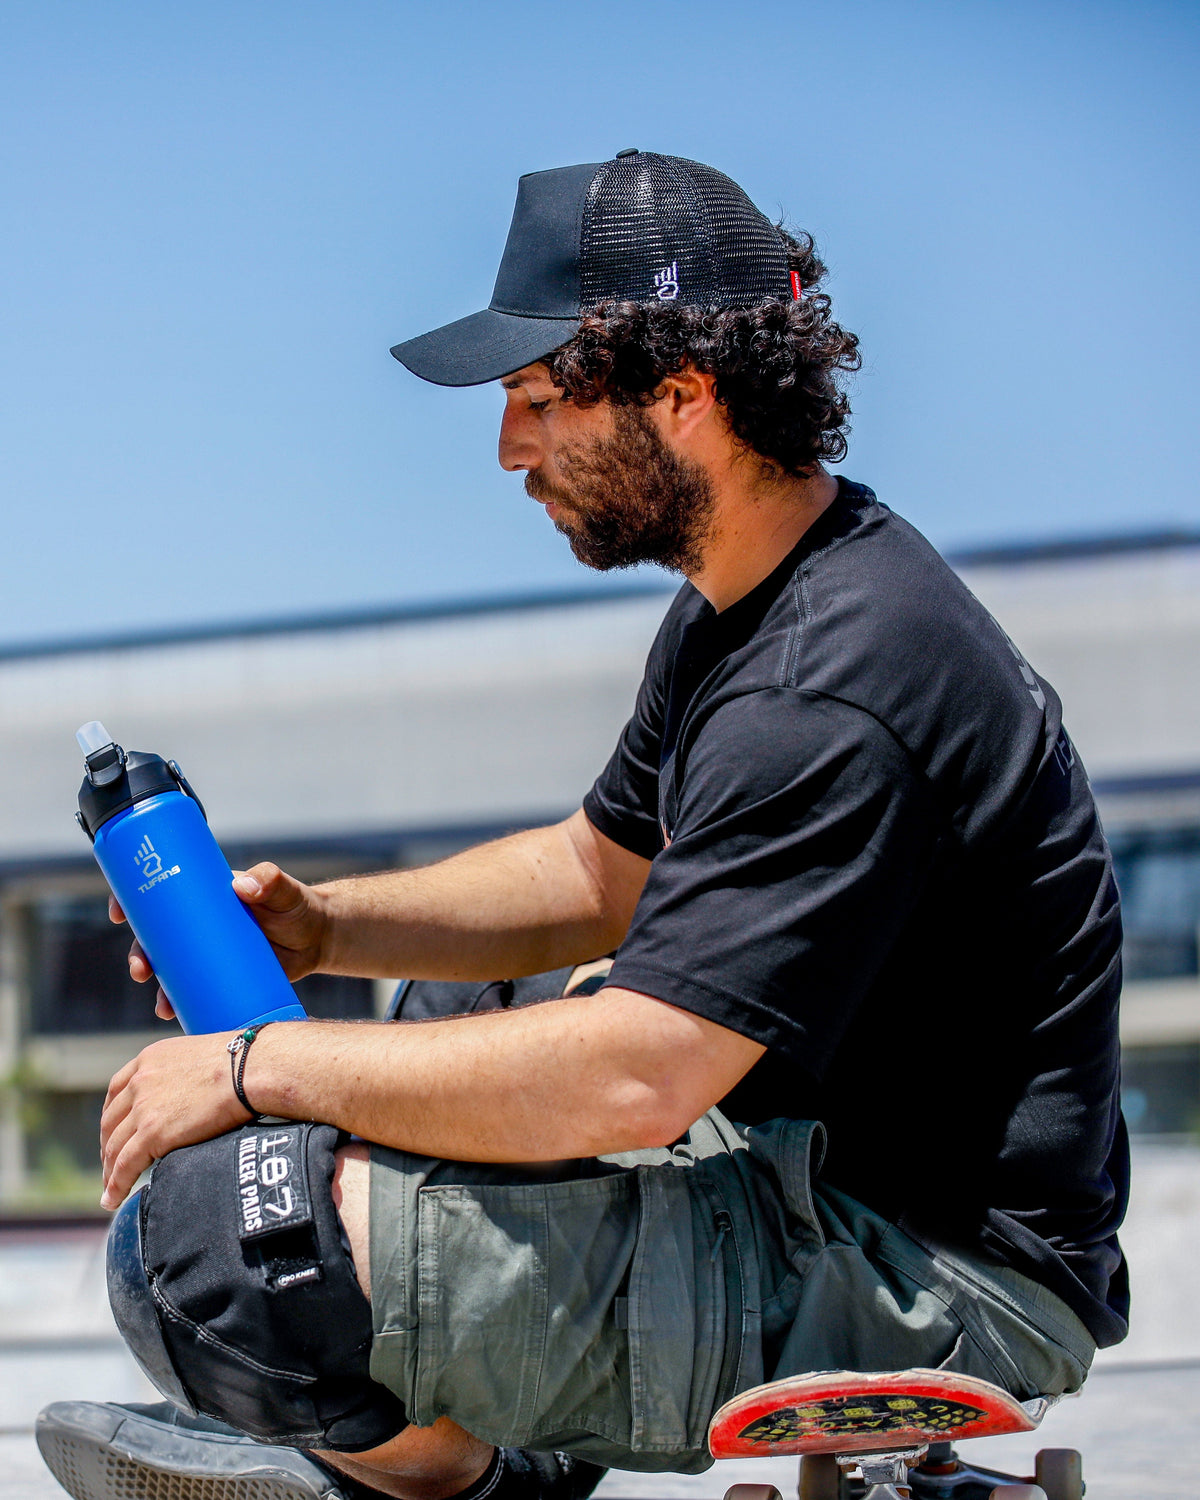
(583, 638, 670, 862)
(606, 687, 939, 1076)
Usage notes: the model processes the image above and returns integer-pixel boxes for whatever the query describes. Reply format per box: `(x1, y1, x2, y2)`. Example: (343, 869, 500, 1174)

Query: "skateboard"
(708, 1368, 1084, 1500)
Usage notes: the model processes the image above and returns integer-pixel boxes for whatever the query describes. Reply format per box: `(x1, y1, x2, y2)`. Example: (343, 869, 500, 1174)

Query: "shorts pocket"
(875, 1227, 1042, 1397)
(624, 1164, 731, 1454)
(410, 1171, 639, 1447)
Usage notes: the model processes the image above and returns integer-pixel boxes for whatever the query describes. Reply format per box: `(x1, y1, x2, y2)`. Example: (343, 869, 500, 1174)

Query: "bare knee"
(332, 1141, 372, 1302)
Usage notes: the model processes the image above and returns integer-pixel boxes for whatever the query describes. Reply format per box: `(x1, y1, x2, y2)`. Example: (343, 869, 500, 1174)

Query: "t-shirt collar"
(696, 475, 862, 645)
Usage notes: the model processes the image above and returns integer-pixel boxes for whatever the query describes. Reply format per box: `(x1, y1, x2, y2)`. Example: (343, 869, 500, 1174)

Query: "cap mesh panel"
(579, 154, 790, 309)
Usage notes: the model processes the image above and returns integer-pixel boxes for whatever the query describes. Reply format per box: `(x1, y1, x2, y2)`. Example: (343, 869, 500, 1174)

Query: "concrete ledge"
(1120, 979, 1200, 1046)
(23, 1033, 161, 1092)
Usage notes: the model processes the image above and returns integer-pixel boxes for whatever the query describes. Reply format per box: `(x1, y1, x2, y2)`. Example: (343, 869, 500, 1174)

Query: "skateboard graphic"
(708, 1368, 1084, 1500)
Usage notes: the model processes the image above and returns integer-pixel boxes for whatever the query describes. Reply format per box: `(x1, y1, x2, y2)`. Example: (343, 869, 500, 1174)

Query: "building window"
(28, 895, 175, 1035)
(293, 973, 375, 1020)
(22, 1089, 107, 1199)
(27, 895, 375, 1035)
(1110, 829, 1200, 981)
(1122, 1043, 1200, 1138)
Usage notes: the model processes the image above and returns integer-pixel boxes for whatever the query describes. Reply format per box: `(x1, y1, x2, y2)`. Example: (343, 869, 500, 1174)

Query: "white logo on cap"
(653, 262, 679, 300)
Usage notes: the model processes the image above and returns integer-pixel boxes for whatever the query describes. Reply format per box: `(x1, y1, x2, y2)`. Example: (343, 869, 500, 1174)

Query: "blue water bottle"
(74, 721, 308, 1034)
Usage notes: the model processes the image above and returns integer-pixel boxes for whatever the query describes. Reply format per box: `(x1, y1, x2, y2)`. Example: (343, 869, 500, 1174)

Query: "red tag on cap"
(790, 271, 803, 300)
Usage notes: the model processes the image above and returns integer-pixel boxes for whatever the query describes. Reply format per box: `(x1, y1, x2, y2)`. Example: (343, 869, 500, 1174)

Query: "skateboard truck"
(708, 1368, 1084, 1500)
(847, 1447, 925, 1497)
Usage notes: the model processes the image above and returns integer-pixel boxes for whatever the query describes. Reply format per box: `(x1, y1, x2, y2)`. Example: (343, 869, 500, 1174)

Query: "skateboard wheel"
(988, 1487, 1047, 1499)
(799, 1454, 840, 1500)
(723, 1486, 783, 1500)
(1035, 1448, 1084, 1500)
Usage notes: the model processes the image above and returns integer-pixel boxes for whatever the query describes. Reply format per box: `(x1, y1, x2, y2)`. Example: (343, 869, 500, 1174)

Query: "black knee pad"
(106, 1121, 408, 1453)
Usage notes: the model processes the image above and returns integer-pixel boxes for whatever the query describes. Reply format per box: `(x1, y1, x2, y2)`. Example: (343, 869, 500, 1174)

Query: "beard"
(524, 403, 715, 574)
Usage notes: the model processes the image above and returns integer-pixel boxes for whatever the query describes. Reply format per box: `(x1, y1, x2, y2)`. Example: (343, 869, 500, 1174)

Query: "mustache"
(524, 471, 573, 507)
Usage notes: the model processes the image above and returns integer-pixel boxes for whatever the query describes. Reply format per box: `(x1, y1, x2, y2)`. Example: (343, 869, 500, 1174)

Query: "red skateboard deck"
(708, 1368, 1038, 1458)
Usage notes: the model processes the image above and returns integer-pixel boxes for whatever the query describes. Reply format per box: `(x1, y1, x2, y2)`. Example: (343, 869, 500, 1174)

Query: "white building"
(1, 535, 1198, 1205)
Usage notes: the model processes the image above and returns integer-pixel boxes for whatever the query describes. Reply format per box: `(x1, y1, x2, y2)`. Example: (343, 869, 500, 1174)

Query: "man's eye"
(528, 398, 551, 412)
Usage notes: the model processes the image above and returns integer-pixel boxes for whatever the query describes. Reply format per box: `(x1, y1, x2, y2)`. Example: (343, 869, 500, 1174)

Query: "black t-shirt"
(583, 479, 1129, 1348)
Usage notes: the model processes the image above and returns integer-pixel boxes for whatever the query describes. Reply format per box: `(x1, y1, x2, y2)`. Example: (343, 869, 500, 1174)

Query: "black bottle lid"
(75, 728, 206, 841)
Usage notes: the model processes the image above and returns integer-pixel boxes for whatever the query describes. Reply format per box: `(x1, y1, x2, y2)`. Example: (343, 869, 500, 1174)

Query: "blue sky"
(1, 1, 1196, 645)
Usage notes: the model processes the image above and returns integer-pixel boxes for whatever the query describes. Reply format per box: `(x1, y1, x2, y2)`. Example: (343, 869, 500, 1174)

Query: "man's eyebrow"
(500, 364, 552, 392)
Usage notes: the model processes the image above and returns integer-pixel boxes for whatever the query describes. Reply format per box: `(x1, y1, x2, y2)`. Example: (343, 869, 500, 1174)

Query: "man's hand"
(99, 1033, 251, 1209)
(97, 985, 765, 1208)
(109, 862, 331, 1020)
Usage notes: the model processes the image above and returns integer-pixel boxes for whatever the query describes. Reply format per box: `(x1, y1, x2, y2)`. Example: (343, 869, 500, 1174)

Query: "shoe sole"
(36, 1403, 344, 1500)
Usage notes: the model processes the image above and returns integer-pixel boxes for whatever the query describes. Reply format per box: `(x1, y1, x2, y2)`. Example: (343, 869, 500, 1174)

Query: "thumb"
(232, 862, 304, 911)
(231, 870, 264, 901)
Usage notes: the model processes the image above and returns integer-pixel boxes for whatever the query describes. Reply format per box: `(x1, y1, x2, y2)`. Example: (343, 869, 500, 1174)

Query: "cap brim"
(390, 307, 580, 387)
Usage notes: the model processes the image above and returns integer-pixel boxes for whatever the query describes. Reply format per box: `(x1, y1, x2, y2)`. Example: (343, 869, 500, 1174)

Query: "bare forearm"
(98, 985, 765, 1204)
(244, 993, 763, 1161)
(315, 812, 644, 981)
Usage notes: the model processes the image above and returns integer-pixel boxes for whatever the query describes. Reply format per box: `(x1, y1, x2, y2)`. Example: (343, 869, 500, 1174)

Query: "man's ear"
(655, 365, 719, 443)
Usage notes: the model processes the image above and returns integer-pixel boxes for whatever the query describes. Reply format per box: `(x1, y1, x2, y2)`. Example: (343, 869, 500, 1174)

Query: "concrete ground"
(5, 1359, 1199, 1498)
(4, 1142, 1199, 1500)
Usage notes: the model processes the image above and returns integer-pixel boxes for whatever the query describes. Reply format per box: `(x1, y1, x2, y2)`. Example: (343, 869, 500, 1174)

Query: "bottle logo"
(135, 836, 162, 879)
(134, 835, 181, 894)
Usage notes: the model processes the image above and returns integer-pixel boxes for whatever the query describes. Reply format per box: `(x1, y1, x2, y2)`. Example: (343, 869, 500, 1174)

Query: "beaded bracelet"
(226, 1021, 276, 1121)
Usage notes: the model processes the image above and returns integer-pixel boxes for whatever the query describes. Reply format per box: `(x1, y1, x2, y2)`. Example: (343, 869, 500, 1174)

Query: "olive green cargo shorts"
(367, 1112, 1095, 1474)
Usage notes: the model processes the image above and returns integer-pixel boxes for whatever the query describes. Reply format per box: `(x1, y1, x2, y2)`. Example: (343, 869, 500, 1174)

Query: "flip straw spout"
(76, 721, 114, 757)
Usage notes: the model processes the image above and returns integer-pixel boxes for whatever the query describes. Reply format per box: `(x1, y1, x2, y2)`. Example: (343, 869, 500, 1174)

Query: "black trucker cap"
(390, 149, 794, 387)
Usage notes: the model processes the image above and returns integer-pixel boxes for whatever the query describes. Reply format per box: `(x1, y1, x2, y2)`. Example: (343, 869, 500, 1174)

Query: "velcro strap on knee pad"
(135, 1121, 407, 1452)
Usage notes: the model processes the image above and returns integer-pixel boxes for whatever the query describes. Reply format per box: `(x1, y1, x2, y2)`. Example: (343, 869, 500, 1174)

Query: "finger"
(102, 1054, 139, 1116)
(154, 988, 177, 1022)
(236, 862, 304, 912)
(101, 1095, 139, 1175)
(102, 1122, 153, 1211)
(100, 1072, 135, 1158)
(231, 868, 263, 901)
(108, 894, 127, 925)
(232, 863, 320, 979)
(128, 940, 154, 984)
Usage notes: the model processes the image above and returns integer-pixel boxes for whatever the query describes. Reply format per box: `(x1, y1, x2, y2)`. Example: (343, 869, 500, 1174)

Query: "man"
(39, 151, 1127, 1500)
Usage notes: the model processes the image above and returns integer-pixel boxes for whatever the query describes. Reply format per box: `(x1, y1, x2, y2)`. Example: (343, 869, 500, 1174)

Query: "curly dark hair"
(544, 230, 861, 478)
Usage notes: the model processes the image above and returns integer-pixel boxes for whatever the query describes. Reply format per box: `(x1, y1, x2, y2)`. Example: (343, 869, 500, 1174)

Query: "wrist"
(234, 1020, 303, 1119)
(307, 881, 343, 973)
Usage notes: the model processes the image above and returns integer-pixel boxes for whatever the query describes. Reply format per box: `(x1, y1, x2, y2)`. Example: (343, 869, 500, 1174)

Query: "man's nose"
(498, 405, 541, 473)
